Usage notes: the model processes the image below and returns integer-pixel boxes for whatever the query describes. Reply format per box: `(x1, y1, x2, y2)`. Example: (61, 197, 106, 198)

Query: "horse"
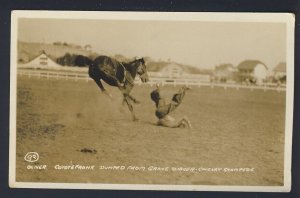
(87, 55, 149, 121)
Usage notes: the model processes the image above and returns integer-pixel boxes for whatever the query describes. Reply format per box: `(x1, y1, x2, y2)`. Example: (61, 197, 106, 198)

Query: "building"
(237, 60, 268, 84)
(213, 63, 237, 83)
(272, 62, 286, 84)
(273, 62, 286, 79)
(160, 63, 184, 78)
(18, 51, 63, 70)
(148, 62, 211, 82)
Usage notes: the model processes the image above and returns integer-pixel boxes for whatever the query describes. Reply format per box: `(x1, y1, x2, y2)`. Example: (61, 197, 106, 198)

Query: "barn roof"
(237, 60, 268, 70)
(18, 50, 62, 69)
(273, 62, 286, 72)
(215, 64, 235, 71)
(24, 50, 56, 64)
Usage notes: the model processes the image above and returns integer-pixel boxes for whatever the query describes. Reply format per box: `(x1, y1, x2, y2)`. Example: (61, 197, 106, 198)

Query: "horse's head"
(135, 57, 149, 83)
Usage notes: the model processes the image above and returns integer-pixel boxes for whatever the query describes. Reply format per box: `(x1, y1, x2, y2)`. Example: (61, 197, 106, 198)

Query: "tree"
(84, 44, 92, 51)
(53, 41, 62, 46)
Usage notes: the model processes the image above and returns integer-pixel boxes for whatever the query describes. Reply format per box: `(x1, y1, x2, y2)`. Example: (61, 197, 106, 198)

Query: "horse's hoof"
(133, 117, 139, 121)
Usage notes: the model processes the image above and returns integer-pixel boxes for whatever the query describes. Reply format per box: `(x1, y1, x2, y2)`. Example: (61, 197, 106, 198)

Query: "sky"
(18, 18, 286, 69)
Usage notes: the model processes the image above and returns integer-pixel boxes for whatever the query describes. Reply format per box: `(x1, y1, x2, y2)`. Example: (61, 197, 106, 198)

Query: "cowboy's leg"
(163, 87, 187, 114)
(157, 118, 181, 128)
(155, 86, 189, 119)
(183, 116, 192, 129)
(181, 117, 192, 129)
(177, 119, 188, 128)
(172, 117, 192, 129)
(171, 86, 187, 105)
(156, 100, 182, 118)
(157, 117, 189, 128)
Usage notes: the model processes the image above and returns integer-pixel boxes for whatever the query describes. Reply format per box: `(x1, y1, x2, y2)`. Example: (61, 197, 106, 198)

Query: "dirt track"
(16, 76, 285, 186)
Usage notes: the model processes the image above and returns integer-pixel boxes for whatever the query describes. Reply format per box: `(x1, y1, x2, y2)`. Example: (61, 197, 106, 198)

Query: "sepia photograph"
(9, 11, 294, 191)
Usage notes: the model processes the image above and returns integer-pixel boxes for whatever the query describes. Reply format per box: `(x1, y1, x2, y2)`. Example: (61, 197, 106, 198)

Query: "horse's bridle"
(136, 59, 146, 75)
(119, 59, 146, 86)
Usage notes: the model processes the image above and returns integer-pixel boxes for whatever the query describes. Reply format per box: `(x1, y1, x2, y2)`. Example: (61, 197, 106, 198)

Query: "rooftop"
(237, 60, 268, 70)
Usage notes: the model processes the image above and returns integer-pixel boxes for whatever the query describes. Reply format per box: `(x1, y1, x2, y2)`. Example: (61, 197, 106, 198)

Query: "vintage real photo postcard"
(9, 11, 294, 191)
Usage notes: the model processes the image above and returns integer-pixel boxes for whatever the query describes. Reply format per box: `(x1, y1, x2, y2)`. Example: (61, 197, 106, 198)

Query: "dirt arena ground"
(15, 76, 286, 186)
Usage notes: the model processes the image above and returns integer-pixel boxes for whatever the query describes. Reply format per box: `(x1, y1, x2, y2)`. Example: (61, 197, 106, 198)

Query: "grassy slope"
(18, 41, 91, 62)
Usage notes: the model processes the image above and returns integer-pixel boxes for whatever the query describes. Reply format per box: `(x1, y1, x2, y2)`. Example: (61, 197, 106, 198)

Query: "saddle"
(102, 58, 134, 86)
(117, 63, 134, 85)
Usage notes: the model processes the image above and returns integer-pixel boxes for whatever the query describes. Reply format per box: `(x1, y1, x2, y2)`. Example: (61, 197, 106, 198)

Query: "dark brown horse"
(88, 56, 149, 121)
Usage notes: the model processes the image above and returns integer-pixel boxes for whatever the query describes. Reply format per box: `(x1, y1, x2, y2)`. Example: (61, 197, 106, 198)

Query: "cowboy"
(150, 84, 192, 128)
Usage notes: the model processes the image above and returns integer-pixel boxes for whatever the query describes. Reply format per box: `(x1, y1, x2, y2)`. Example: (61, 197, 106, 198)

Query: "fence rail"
(17, 69, 286, 92)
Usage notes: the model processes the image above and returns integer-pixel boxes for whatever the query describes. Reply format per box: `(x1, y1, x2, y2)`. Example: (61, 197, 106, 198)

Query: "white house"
(273, 62, 286, 79)
(214, 64, 237, 82)
(160, 63, 184, 78)
(18, 51, 63, 70)
(237, 60, 268, 84)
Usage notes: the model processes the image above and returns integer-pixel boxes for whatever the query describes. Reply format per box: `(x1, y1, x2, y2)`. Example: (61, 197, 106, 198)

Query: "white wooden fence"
(17, 69, 286, 92)
(18, 69, 91, 82)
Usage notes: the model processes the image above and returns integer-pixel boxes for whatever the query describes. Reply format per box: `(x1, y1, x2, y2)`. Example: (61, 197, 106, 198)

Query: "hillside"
(18, 41, 93, 63)
(18, 41, 212, 75)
